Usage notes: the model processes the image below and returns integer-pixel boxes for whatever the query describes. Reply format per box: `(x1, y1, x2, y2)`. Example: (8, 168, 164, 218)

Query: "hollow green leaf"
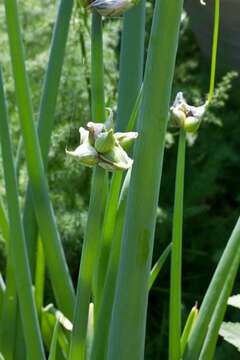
(69, 13, 108, 360)
(4, 0, 75, 319)
(0, 68, 45, 359)
(108, 0, 183, 355)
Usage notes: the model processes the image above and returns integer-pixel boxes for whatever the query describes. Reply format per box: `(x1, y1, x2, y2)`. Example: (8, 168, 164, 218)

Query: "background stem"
(169, 128, 186, 360)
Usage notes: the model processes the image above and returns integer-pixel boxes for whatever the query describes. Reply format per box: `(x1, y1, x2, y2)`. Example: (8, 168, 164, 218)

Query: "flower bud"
(79, 127, 89, 145)
(86, 122, 105, 145)
(66, 142, 98, 167)
(170, 92, 208, 134)
(183, 116, 201, 133)
(99, 144, 133, 171)
(88, 0, 138, 17)
(170, 108, 186, 128)
(114, 131, 138, 150)
(95, 129, 115, 153)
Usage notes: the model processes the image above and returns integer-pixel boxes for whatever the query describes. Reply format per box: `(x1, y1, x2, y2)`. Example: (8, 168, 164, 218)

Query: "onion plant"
(0, 0, 240, 359)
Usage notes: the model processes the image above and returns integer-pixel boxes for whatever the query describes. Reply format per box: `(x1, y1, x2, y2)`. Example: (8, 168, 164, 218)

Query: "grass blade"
(4, 0, 75, 319)
(148, 242, 172, 290)
(108, 0, 183, 357)
(0, 69, 45, 359)
(169, 128, 186, 360)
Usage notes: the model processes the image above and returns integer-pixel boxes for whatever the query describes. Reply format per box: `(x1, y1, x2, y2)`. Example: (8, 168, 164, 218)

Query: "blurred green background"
(0, 0, 240, 358)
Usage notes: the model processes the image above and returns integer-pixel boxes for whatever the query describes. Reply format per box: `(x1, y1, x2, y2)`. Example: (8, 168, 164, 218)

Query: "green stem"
(208, 0, 220, 102)
(0, 69, 45, 359)
(4, 0, 75, 319)
(22, 0, 74, 277)
(35, 237, 45, 317)
(169, 128, 186, 360)
(117, 0, 145, 131)
(0, 198, 9, 245)
(108, 0, 183, 358)
(90, 169, 131, 360)
(69, 13, 107, 360)
(91, 12, 105, 122)
(0, 253, 17, 360)
(148, 242, 172, 290)
(94, 171, 123, 313)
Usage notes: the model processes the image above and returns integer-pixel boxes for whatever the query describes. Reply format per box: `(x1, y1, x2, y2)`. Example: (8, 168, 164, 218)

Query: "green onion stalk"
(108, 0, 183, 358)
(4, 0, 75, 320)
(0, 68, 45, 359)
(68, 12, 108, 360)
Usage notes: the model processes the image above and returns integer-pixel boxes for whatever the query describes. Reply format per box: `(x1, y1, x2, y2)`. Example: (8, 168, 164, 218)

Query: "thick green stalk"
(183, 217, 240, 359)
(208, 0, 220, 102)
(90, 169, 131, 360)
(199, 250, 240, 360)
(22, 0, 74, 276)
(108, 0, 183, 358)
(94, 171, 123, 312)
(4, 0, 75, 319)
(117, 0, 145, 130)
(0, 69, 45, 359)
(169, 128, 186, 360)
(148, 242, 172, 290)
(69, 168, 107, 360)
(69, 13, 107, 360)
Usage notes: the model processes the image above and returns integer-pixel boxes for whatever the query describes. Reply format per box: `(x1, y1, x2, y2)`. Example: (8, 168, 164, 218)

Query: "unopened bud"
(86, 122, 105, 145)
(66, 143, 98, 167)
(183, 116, 201, 133)
(170, 92, 207, 134)
(95, 129, 115, 153)
(99, 144, 133, 171)
(114, 131, 138, 150)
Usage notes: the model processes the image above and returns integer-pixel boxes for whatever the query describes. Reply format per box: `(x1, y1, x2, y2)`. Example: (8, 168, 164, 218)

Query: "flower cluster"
(170, 92, 208, 133)
(66, 120, 138, 171)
